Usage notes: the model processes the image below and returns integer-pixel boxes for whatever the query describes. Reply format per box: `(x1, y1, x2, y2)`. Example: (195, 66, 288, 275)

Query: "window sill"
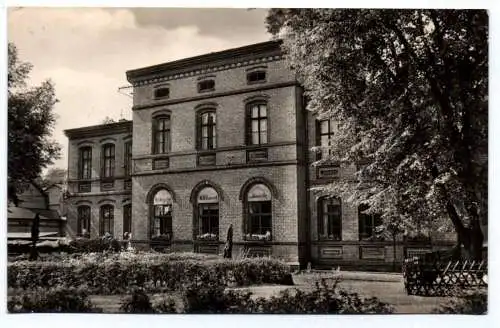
(198, 88, 215, 93)
(247, 80, 267, 85)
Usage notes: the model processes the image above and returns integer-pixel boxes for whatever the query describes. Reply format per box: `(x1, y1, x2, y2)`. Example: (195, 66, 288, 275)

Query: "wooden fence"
(403, 258, 487, 296)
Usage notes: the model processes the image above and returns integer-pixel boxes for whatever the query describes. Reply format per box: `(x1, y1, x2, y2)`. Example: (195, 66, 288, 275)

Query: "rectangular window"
(154, 117, 171, 154)
(199, 111, 216, 150)
(123, 204, 132, 235)
(198, 80, 215, 92)
(358, 205, 383, 241)
(317, 118, 337, 160)
(248, 103, 268, 145)
(77, 206, 91, 237)
(100, 205, 114, 236)
(318, 198, 342, 240)
(198, 204, 219, 237)
(247, 71, 267, 84)
(101, 144, 115, 179)
(124, 141, 132, 178)
(248, 201, 272, 236)
(79, 147, 92, 180)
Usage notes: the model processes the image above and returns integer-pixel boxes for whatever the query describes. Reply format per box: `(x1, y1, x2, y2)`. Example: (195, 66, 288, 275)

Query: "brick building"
(64, 40, 453, 268)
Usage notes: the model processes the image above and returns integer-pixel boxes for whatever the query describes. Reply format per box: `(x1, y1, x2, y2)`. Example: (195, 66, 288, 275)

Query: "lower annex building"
(64, 40, 456, 269)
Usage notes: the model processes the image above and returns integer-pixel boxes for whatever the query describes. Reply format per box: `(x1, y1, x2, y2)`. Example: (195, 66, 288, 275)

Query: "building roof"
(64, 120, 132, 139)
(126, 40, 283, 84)
(8, 206, 61, 221)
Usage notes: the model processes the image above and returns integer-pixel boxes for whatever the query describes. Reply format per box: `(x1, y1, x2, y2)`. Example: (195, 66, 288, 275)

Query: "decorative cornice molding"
(65, 121, 132, 140)
(127, 41, 284, 87)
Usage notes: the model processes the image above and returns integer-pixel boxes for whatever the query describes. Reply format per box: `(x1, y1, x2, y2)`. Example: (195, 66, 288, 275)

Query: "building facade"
(64, 40, 454, 268)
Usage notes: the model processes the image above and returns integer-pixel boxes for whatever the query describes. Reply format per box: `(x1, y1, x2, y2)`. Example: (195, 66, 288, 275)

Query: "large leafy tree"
(8, 43, 61, 205)
(267, 9, 487, 260)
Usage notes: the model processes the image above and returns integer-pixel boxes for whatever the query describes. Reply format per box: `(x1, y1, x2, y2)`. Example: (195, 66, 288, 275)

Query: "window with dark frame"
(124, 141, 132, 178)
(101, 144, 115, 179)
(78, 147, 92, 180)
(99, 205, 114, 236)
(152, 203, 172, 237)
(317, 197, 342, 241)
(247, 71, 266, 84)
(198, 203, 219, 236)
(317, 118, 337, 160)
(153, 116, 171, 154)
(198, 80, 215, 92)
(123, 204, 132, 235)
(77, 206, 91, 237)
(247, 103, 268, 145)
(358, 204, 383, 241)
(198, 111, 216, 150)
(248, 201, 272, 236)
(154, 87, 170, 99)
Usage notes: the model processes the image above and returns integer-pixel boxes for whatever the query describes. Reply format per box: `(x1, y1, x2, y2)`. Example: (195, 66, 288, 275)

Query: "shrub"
(153, 296, 178, 314)
(120, 288, 156, 313)
(176, 278, 393, 314)
(432, 290, 487, 314)
(254, 279, 393, 314)
(8, 256, 292, 295)
(7, 287, 101, 313)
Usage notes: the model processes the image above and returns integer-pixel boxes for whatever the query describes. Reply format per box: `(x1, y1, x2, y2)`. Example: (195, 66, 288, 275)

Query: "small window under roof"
(198, 80, 215, 93)
(154, 87, 170, 99)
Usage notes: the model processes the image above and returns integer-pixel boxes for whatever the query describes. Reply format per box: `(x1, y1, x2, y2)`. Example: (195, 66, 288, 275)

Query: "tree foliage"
(267, 9, 487, 259)
(41, 167, 67, 188)
(8, 43, 61, 205)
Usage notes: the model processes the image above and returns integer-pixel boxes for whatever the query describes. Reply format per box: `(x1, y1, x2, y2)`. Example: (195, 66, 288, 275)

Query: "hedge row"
(8, 257, 292, 295)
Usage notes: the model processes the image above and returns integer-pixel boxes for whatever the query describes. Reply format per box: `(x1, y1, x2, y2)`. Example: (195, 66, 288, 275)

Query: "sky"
(7, 7, 271, 171)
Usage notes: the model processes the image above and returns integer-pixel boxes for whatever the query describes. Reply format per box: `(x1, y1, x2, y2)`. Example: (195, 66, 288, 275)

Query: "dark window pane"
(154, 87, 170, 99)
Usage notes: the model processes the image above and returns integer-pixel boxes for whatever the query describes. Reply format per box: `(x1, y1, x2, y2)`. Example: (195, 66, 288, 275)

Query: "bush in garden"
(181, 282, 255, 314)
(153, 296, 178, 314)
(120, 288, 156, 313)
(253, 279, 393, 314)
(7, 287, 101, 313)
(432, 289, 487, 314)
(8, 256, 292, 294)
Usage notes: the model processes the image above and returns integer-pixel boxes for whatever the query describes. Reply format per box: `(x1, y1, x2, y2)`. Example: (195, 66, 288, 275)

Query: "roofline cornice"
(64, 121, 132, 139)
(126, 40, 284, 86)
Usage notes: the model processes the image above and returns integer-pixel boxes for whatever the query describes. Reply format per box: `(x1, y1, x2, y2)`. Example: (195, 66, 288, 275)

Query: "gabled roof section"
(126, 40, 283, 85)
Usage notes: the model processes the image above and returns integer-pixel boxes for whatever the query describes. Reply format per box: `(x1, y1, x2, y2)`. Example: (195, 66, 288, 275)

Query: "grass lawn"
(88, 272, 452, 314)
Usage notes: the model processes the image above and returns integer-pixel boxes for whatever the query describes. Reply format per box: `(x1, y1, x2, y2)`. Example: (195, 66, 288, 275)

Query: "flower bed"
(8, 256, 292, 295)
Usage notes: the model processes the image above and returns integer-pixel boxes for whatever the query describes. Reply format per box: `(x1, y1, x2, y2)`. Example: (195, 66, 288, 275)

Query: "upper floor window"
(247, 103, 268, 145)
(153, 116, 171, 154)
(358, 204, 383, 241)
(154, 87, 170, 99)
(124, 141, 132, 178)
(247, 71, 266, 84)
(197, 111, 217, 150)
(101, 144, 115, 179)
(318, 197, 342, 240)
(100, 204, 114, 236)
(317, 118, 337, 160)
(78, 147, 92, 180)
(198, 80, 215, 93)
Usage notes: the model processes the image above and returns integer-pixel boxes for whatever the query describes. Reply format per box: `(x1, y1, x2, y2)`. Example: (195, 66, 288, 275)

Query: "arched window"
(194, 187, 219, 241)
(244, 184, 272, 241)
(358, 204, 383, 241)
(77, 205, 91, 237)
(197, 111, 217, 150)
(101, 144, 115, 179)
(99, 205, 114, 236)
(151, 189, 173, 242)
(123, 204, 132, 236)
(153, 116, 171, 154)
(246, 102, 268, 145)
(318, 197, 342, 240)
